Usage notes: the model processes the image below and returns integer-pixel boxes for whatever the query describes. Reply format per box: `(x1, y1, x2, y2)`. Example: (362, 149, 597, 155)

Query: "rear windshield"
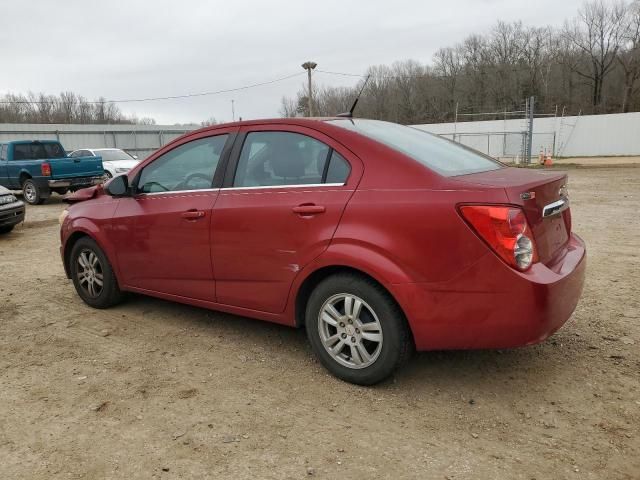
(97, 149, 135, 161)
(13, 142, 66, 160)
(327, 119, 502, 176)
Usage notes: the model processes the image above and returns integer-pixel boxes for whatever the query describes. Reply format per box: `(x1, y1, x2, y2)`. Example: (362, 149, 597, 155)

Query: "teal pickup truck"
(0, 140, 104, 204)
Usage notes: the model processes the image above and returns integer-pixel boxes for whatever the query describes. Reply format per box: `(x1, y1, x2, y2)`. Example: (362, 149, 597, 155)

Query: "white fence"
(2, 112, 639, 160)
(0, 123, 198, 160)
(414, 112, 640, 158)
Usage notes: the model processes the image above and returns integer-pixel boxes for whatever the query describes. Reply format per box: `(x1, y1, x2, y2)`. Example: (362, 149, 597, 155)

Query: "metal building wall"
(413, 112, 640, 158)
(0, 123, 198, 160)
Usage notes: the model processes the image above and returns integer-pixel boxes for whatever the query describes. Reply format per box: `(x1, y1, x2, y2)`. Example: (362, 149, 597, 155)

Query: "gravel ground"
(1, 166, 638, 479)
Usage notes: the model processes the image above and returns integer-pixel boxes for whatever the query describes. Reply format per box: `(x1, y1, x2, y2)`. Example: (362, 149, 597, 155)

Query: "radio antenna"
(336, 75, 371, 118)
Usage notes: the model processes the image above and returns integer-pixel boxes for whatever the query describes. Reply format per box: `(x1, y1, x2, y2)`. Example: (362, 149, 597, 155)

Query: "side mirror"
(105, 174, 130, 197)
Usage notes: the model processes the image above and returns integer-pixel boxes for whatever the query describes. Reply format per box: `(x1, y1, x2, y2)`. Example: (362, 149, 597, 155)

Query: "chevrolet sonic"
(59, 118, 586, 385)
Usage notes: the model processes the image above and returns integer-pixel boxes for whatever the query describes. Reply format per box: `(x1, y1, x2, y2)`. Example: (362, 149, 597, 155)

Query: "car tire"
(22, 178, 45, 205)
(104, 171, 113, 179)
(305, 273, 413, 385)
(53, 188, 69, 195)
(0, 225, 14, 234)
(70, 237, 125, 309)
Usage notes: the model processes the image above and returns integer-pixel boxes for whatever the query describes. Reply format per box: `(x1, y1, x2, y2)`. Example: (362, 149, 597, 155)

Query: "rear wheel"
(22, 179, 45, 205)
(70, 237, 125, 308)
(305, 273, 413, 385)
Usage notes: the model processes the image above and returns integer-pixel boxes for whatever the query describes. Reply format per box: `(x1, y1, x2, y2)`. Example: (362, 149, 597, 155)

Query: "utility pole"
(453, 101, 459, 143)
(231, 99, 235, 122)
(526, 96, 535, 164)
(301, 61, 317, 117)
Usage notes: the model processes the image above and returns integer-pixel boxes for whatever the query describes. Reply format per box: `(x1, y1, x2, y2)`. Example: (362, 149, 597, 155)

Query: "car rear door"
(211, 124, 362, 313)
(111, 128, 236, 301)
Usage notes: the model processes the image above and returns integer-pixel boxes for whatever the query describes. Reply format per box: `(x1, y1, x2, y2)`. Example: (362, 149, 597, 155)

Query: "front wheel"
(305, 273, 413, 385)
(70, 237, 125, 308)
(22, 179, 45, 205)
(0, 225, 14, 234)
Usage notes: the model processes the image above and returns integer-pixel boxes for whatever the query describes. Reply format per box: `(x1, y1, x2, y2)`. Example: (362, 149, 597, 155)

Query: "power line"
(0, 72, 306, 105)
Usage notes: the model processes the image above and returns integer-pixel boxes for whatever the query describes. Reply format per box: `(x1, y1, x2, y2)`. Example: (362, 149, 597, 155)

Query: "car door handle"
(292, 204, 326, 215)
(181, 210, 206, 220)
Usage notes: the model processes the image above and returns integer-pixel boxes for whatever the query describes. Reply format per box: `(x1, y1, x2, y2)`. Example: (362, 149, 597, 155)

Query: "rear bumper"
(47, 176, 104, 189)
(0, 202, 26, 227)
(394, 233, 586, 351)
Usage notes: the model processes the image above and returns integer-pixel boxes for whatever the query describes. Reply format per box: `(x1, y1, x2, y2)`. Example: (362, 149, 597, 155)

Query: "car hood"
(103, 159, 138, 169)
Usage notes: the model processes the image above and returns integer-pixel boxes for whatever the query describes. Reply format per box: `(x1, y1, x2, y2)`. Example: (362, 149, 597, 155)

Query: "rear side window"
(325, 151, 350, 184)
(0, 145, 7, 161)
(13, 142, 66, 160)
(233, 132, 331, 187)
(233, 132, 352, 187)
(138, 135, 228, 193)
(327, 119, 502, 177)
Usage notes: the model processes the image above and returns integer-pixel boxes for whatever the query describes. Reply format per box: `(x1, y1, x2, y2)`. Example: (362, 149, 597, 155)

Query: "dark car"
(0, 185, 25, 234)
(60, 118, 586, 385)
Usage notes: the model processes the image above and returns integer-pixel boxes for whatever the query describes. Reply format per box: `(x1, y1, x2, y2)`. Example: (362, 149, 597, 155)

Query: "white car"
(69, 148, 140, 179)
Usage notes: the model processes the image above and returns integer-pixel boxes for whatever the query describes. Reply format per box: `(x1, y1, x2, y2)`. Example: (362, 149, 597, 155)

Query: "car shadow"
(119, 293, 564, 392)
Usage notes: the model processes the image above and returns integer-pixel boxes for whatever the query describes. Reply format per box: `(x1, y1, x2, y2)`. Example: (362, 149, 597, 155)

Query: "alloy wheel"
(76, 249, 104, 298)
(24, 182, 36, 203)
(317, 293, 383, 369)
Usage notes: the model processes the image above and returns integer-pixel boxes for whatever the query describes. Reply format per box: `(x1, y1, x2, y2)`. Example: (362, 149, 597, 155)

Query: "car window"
(233, 132, 331, 187)
(327, 119, 503, 177)
(137, 135, 228, 193)
(70, 150, 82, 158)
(98, 149, 134, 161)
(13, 142, 66, 160)
(325, 151, 350, 184)
(0, 145, 7, 161)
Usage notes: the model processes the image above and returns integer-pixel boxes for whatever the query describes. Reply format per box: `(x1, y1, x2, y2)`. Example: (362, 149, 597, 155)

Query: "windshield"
(96, 149, 135, 161)
(13, 142, 66, 160)
(327, 119, 503, 177)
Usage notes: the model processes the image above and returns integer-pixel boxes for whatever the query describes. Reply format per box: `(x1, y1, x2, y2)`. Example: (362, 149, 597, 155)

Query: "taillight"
(460, 205, 538, 271)
(41, 162, 51, 176)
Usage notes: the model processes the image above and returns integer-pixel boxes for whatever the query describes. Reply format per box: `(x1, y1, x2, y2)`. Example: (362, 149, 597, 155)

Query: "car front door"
(211, 125, 361, 313)
(111, 129, 236, 301)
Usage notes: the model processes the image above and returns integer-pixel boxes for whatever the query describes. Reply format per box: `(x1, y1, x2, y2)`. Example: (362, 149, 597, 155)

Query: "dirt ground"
(1, 166, 638, 480)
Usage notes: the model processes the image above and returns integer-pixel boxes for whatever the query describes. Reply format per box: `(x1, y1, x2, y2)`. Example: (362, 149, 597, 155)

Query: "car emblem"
(520, 191, 536, 200)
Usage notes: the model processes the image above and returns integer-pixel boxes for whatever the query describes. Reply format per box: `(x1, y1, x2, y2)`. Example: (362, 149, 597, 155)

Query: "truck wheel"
(70, 237, 125, 309)
(22, 179, 45, 205)
(0, 225, 14, 234)
(305, 273, 413, 385)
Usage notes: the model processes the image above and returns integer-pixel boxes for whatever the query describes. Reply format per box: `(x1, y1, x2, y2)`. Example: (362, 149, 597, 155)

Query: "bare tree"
(618, 0, 640, 111)
(563, 0, 627, 110)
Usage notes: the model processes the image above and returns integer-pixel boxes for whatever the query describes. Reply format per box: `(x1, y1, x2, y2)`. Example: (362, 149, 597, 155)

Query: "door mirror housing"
(105, 174, 130, 197)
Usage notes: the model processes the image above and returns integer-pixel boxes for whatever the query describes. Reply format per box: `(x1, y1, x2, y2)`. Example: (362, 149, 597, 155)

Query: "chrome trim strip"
(136, 188, 220, 197)
(221, 183, 344, 191)
(542, 198, 569, 218)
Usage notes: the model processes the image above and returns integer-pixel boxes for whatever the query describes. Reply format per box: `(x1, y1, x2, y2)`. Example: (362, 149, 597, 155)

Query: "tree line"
(282, 0, 640, 123)
(0, 92, 156, 125)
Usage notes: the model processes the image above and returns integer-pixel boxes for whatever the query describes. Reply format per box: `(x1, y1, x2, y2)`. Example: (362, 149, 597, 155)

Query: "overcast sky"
(0, 0, 588, 124)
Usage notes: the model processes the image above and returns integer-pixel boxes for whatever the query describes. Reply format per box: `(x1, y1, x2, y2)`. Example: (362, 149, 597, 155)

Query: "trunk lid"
(454, 167, 571, 264)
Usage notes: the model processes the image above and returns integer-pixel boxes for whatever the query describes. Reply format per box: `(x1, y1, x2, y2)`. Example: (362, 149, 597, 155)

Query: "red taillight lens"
(460, 205, 538, 271)
(41, 162, 51, 176)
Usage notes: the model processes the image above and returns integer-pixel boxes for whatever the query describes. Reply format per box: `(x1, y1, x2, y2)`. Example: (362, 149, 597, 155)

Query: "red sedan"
(59, 118, 586, 385)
